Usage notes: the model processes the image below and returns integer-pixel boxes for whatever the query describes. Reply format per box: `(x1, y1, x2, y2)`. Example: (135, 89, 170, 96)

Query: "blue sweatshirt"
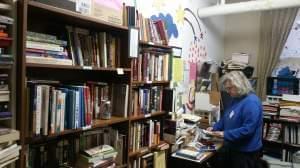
(213, 92, 263, 152)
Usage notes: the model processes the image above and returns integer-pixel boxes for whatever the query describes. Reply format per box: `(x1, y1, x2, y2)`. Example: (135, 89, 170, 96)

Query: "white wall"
(224, 11, 261, 76)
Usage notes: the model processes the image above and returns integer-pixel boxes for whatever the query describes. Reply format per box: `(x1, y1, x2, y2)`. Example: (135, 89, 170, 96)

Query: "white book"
(50, 89, 57, 134)
(35, 86, 42, 135)
(75, 90, 80, 129)
(124, 85, 129, 118)
(26, 56, 73, 66)
(41, 85, 50, 136)
(26, 41, 64, 52)
(60, 92, 66, 132)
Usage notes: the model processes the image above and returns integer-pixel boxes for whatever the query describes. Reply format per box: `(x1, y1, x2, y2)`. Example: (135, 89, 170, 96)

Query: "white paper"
(129, 28, 139, 58)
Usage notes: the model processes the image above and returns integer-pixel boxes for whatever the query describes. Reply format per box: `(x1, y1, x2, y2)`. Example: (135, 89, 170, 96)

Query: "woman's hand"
(211, 131, 224, 138)
(206, 127, 213, 131)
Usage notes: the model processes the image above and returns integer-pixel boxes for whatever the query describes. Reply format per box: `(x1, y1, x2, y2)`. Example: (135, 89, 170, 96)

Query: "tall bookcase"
(128, 40, 172, 167)
(17, 0, 131, 167)
(16, 1, 172, 168)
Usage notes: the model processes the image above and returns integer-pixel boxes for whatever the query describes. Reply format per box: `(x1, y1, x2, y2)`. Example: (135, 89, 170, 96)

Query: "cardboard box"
(91, 0, 123, 25)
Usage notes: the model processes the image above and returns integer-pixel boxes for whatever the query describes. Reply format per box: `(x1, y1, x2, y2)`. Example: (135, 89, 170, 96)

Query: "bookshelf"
(16, 1, 173, 168)
(17, 0, 132, 167)
(0, 0, 21, 167)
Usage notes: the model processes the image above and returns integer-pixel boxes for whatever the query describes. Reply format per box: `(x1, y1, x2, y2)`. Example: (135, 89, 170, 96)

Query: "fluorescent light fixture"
(198, 0, 300, 18)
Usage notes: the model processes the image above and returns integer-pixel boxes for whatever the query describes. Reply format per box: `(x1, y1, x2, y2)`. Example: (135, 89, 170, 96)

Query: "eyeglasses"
(224, 86, 235, 92)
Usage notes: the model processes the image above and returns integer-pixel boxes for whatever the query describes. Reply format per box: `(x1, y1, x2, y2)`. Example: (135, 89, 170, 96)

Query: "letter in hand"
(206, 127, 213, 131)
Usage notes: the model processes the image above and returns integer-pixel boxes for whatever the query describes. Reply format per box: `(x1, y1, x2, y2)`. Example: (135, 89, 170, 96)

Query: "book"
(0, 129, 19, 144)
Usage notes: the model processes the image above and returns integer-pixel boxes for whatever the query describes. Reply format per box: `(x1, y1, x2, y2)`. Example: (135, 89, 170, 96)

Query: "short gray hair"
(221, 71, 253, 96)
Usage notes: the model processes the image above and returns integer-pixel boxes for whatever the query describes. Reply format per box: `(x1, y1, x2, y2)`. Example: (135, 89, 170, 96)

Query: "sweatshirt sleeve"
(212, 116, 224, 131)
(224, 101, 261, 142)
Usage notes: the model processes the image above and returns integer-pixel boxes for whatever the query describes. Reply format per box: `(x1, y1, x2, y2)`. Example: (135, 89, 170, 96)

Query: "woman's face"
(224, 80, 239, 97)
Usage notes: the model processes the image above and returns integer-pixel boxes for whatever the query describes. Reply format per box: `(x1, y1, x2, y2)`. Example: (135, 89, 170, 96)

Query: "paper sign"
(189, 62, 197, 81)
(172, 58, 183, 82)
(117, 68, 124, 75)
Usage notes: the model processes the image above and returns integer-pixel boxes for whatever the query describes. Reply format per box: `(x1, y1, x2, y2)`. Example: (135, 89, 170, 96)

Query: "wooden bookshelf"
(263, 139, 300, 150)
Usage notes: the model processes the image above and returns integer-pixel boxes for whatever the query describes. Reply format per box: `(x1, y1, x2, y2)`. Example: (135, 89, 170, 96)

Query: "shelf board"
(132, 81, 170, 85)
(28, 1, 128, 32)
(263, 117, 300, 124)
(116, 164, 127, 168)
(129, 141, 166, 158)
(92, 116, 129, 128)
(130, 111, 165, 121)
(26, 63, 131, 72)
(0, 117, 12, 120)
(0, 63, 13, 69)
(139, 41, 171, 49)
(27, 116, 128, 144)
(263, 139, 300, 150)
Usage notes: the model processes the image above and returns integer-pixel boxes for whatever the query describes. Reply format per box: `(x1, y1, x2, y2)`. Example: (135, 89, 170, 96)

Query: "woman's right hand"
(206, 127, 213, 131)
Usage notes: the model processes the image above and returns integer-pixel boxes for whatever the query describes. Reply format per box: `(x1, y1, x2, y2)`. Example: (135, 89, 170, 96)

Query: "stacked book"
(0, 74, 10, 119)
(0, 14, 13, 63)
(0, 144, 21, 167)
(0, 128, 21, 167)
(222, 53, 249, 72)
(26, 31, 72, 65)
(279, 94, 300, 121)
(263, 102, 279, 117)
(78, 145, 117, 168)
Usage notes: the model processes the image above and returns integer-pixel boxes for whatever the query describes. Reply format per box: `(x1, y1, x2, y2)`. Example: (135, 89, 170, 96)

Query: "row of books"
(137, 15, 168, 45)
(66, 26, 120, 67)
(0, 22, 13, 63)
(284, 125, 300, 145)
(130, 120, 161, 152)
(27, 81, 129, 136)
(131, 86, 163, 116)
(263, 123, 282, 142)
(28, 127, 126, 167)
(263, 102, 279, 116)
(26, 28, 121, 68)
(132, 52, 170, 82)
(131, 150, 166, 168)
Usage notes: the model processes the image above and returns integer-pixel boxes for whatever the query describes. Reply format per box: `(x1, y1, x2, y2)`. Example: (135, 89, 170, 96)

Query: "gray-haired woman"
(207, 71, 263, 168)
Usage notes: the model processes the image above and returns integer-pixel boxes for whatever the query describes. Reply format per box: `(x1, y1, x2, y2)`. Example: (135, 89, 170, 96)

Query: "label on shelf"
(82, 125, 92, 130)
(146, 81, 152, 84)
(145, 114, 151, 118)
(83, 66, 92, 70)
(117, 68, 124, 75)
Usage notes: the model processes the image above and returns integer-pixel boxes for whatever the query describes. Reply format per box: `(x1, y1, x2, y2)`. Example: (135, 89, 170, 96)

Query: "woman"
(207, 71, 263, 168)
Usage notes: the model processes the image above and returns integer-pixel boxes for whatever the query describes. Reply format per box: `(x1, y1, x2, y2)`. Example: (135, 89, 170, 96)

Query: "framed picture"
(129, 27, 139, 58)
(171, 46, 182, 58)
